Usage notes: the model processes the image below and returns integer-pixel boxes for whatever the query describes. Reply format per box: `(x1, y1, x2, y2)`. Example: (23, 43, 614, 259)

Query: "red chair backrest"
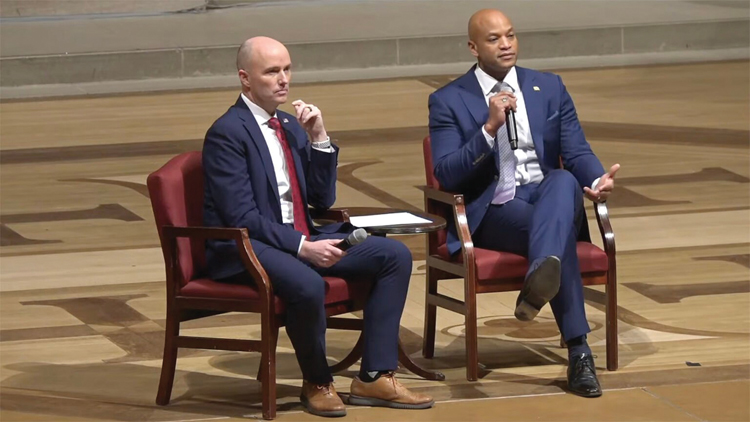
(147, 151, 205, 286)
(422, 136, 448, 246)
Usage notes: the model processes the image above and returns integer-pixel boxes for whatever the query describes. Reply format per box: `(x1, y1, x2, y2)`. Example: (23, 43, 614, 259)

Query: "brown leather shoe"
(300, 381, 346, 417)
(349, 372, 434, 409)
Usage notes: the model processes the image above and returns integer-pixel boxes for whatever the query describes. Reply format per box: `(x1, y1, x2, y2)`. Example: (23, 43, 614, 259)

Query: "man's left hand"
(292, 99, 327, 142)
(584, 163, 620, 203)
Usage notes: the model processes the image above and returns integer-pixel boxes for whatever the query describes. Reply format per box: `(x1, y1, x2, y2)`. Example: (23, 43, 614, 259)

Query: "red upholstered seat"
(435, 242, 609, 280)
(180, 276, 355, 314)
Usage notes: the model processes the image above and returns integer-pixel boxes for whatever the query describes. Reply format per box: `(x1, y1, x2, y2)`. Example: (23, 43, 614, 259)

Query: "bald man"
(202, 37, 433, 417)
(428, 10, 620, 397)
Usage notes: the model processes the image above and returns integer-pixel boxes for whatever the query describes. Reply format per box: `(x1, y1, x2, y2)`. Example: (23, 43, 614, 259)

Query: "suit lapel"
(456, 67, 490, 129)
(517, 67, 546, 161)
(234, 97, 282, 205)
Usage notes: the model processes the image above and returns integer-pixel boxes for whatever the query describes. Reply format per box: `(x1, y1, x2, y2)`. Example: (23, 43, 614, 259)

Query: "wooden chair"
(421, 136, 618, 381)
(147, 151, 371, 420)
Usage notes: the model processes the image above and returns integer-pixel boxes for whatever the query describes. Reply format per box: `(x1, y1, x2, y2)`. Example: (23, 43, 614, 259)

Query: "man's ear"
(238, 69, 251, 89)
(468, 41, 479, 58)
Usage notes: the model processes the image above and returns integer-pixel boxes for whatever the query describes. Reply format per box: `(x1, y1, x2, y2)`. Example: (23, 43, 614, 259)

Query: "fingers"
(292, 100, 320, 124)
(584, 186, 608, 203)
(583, 187, 599, 202)
(489, 94, 517, 113)
(607, 163, 621, 179)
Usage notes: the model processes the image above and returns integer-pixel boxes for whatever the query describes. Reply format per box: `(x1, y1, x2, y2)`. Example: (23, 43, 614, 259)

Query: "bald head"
(468, 9, 513, 42)
(467, 9, 518, 79)
(236, 36, 288, 71)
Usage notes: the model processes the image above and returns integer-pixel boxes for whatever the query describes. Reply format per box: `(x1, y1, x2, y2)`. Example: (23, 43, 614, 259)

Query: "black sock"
(566, 335, 591, 359)
(358, 369, 387, 383)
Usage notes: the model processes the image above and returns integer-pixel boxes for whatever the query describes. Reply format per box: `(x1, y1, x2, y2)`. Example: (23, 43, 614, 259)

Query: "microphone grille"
(500, 83, 515, 94)
(351, 228, 368, 245)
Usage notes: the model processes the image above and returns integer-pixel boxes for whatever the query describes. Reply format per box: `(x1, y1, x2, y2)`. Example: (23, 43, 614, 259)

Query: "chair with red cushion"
(147, 151, 369, 420)
(421, 136, 618, 381)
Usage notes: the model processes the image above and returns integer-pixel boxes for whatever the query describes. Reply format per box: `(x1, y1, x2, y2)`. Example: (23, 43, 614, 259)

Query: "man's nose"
(499, 37, 511, 49)
(279, 73, 289, 84)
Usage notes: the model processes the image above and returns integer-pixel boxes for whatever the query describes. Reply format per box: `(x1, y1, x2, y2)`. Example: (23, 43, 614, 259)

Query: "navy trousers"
(473, 169, 590, 341)
(222, 233, 412, 384)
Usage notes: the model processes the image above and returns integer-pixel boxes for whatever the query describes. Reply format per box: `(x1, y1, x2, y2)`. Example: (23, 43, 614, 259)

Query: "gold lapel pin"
(533, 86, 541, 91)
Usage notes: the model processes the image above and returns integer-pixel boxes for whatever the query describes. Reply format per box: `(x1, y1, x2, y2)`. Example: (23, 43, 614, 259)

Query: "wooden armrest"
(421, 186, 476, 265)
(423, 186, 465, 206)
(162, 226, 247, 242)
(161, 225, 273, 303)
(309, 207, 350, 223)
(594, 202, 616, 256)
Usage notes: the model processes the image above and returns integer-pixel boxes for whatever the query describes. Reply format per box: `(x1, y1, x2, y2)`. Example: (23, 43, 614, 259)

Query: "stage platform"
(0, 60, 748, 421)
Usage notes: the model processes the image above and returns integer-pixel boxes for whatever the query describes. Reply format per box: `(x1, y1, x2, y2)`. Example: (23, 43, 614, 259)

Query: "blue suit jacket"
(428, 66, 604, 255)
(202, 96, 346, 280)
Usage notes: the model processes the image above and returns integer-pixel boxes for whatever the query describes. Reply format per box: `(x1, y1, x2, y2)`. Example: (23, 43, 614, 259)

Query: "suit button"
(494, 175, 499, 181)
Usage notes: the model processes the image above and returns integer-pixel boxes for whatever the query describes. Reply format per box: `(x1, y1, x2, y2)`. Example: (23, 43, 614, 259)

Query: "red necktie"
(268, 117, 310, 236)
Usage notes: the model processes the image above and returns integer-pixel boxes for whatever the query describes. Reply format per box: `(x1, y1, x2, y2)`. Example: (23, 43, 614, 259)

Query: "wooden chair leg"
(464, 282, 479, 381)
(260, 322, 279, 420)
(156, 307, 179, 406)
(605, 269, 618, 371)
(422, 267, 439, 359)
(257, 327, 280, 382)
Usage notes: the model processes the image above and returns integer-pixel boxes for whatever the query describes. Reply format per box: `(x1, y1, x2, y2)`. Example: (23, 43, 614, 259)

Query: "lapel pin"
(533, 86, 541, 91)
(282, 118, 289, 123)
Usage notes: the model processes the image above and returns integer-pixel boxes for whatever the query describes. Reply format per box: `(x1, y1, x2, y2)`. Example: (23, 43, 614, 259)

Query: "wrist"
(484, 123, 498, 135)
(311, 136, 331, 149)
(311, 130, 328, 143)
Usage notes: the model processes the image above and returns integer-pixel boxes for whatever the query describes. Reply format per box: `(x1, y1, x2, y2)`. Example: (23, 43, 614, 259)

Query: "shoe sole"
(568, 388, 603, 398)
(348, 394, 435, 409)
(300, 395, 347, 417)
(515, 256, 561, 321)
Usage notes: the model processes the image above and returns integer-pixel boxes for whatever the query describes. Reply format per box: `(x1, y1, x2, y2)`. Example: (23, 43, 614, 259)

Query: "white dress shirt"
(476, 66, 544, 186)
(241, 94, 333, 252)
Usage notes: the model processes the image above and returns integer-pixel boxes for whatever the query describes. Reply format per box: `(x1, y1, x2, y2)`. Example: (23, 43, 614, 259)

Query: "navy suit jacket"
(202, 96, 347, 280)
(428, 66, 604, 255)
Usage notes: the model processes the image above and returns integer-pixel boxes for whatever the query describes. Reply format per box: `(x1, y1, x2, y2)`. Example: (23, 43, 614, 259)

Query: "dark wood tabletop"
(344, 207, 446, 235)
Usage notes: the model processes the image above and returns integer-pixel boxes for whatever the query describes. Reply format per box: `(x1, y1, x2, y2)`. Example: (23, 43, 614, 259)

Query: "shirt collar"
(240, 93, 278, 127)
(474, 65, 519, 97)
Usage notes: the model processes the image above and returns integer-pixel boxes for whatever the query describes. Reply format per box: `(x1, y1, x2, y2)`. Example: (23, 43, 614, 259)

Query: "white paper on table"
(349, 212, 432, 228)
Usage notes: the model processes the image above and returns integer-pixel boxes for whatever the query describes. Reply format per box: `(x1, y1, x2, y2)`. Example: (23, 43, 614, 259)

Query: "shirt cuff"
(482, 127, 496, 148)
(297, 235, 306, 254)
(591, 177, 601, 190)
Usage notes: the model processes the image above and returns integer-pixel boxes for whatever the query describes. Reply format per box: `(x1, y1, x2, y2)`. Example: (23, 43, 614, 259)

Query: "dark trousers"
(473, 169, 590, 341)
(221, 233, 412, 384)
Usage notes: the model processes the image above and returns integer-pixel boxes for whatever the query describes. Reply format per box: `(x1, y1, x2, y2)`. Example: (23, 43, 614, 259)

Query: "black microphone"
(500, 85, 518, 150)
(335, 228, 368, 251)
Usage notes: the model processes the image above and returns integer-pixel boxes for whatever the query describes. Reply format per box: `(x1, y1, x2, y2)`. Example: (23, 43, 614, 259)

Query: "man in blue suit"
(428, 9, 620, 397)
(202, 36, 433, 417)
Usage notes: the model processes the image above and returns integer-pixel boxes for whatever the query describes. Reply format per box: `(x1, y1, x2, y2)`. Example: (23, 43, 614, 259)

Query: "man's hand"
(584, 164, 621, 203)
(484, 92, 516, 134)
(292, 99, 327, 143)
(298, 239, 345, 268)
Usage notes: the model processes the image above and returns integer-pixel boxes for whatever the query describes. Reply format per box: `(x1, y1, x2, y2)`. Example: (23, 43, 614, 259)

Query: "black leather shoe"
(515, 256, 561, 321)
(567, 352, 602, 397)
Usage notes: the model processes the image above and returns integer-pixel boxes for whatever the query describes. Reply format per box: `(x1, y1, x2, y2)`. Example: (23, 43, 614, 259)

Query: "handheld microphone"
(500, 85, 519, 150)
(335, 228, 368, 251)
